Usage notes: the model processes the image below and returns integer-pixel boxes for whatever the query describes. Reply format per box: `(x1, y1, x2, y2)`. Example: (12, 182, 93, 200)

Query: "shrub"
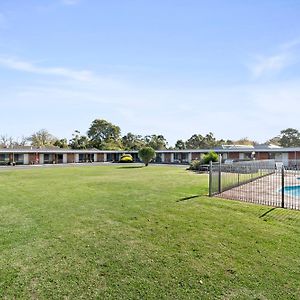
(138, 147, 156, 166)
(119, 154, 133, 163)
(189, 159, 201, 170)
(202, 151, 219, 164)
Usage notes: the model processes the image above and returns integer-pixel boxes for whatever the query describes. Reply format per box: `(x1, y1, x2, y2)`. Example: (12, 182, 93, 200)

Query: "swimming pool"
(282, 185, 300, 197)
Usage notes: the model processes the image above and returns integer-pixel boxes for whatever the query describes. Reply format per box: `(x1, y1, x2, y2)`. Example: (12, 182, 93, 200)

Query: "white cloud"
(248, 39, 300, 78)
(280, 39, 300, 51)
(3, 75, 300, 144)
(249, 53, 291, 78)
(0, 57, 96, 82)
(1, 55, 300, 144)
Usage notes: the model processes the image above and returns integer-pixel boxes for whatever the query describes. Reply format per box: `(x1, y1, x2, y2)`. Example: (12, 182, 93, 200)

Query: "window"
(181, 153, 188, 162)
(14, 154, 24, 163)
(0, 154, 9, 163)
(269, 153, 275, 159)
(155, 153, 162, 163)
(57, 154, 63, 163)
(44, 154, 50, 163)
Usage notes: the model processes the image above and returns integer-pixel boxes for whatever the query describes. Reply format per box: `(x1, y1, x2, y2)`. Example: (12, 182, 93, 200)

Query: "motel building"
(0, 144, 300, 167)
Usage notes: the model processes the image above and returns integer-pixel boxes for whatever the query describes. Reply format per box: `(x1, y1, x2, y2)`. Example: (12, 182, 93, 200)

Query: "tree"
(122, 133, 145, 150)
(0, 135, 14, 148)
(277, 128, 300, 147)
(28, 129, 56, 147)
(0, 135, 27, 148)
(144, 135, 168, 150)
(138, 147, 156, 166)
(87, 119, 121, 149)
(69, 130, 90, 149)
(174, 139, 186, 150)
(185, 134, 204, 149)
(16, 136, 27, 147)
(53, 138, 68, 148)
(266, 136, 281, 146)
(203, 132, 217, 147)
(185, 132, 220, 149)
(202, 151, 219, 164)
(232, 137, 256, 146)
(221, 139, 234, 145)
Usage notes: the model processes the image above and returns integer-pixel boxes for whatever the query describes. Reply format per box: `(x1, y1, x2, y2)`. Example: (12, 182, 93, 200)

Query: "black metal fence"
(209, 159, 300, 210)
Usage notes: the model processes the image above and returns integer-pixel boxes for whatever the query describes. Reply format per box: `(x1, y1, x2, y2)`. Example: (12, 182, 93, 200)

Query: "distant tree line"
(0, 119, 299, 150)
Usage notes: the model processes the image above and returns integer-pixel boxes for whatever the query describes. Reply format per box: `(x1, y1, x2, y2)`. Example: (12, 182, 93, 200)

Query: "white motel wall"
(1, 146, 300, 167)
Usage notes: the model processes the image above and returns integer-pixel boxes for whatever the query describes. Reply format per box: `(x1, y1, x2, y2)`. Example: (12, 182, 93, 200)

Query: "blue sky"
(1, 0, 300, 145)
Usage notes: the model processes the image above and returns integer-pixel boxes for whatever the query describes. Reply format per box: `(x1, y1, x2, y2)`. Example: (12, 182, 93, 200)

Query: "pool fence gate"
(209, 159, 300, 211)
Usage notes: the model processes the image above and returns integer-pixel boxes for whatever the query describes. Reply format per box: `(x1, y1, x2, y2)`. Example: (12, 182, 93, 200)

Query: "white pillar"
(104, 153, 107, 162)
(161, 153, 165, 163)
(75, 154, 79, 163)
(239, 153, 245, 160)
(63, 154, 68, 164)
(282, 153, 289, 166)
(188, 152, 192, 163)
(24, 154, 29, 165)
(275, 153, 282, 162)
(171, 153, 174, 163)
(94, 154, 97, 162)
(39, 154, 44, 164)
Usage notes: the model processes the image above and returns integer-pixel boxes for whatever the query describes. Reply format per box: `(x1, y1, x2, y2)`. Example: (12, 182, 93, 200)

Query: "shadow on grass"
(259, 207, 300, 223)
(177, 195, 202, 202)
(259, 207, 277, 218)
(117, 166, 144, 169)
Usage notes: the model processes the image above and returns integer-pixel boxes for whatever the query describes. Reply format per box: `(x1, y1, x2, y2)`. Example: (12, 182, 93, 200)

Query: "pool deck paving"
(218, 171, 300, 210)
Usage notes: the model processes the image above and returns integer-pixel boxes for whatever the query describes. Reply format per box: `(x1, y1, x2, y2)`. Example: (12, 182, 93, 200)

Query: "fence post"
(209, 160, 213, 197)
(281, 165, 285, 208)
(218, 156, 222, 194)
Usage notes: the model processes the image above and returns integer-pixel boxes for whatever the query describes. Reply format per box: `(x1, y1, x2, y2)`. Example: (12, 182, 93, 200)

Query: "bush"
(189, 159, 201, 170)
(119, 154, 133, 163)
(202, 151, 219, 164)
(138, 147, 156, 166)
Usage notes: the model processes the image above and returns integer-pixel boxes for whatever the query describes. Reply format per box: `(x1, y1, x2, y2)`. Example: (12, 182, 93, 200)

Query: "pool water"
(282, 185, 300, 197)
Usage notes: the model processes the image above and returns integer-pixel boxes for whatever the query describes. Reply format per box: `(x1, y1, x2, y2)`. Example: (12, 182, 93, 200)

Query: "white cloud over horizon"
(0, 57, 94, 81)
(249, 53, 291, 78)
(1, 69, 299, 144)
(248, 39, 300, 78)
(1, 40, 300, 145)
(1, 0, 300, 147)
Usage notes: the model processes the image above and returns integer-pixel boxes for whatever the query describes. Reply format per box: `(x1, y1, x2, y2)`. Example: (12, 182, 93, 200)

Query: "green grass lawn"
(0, 165, 300, 299)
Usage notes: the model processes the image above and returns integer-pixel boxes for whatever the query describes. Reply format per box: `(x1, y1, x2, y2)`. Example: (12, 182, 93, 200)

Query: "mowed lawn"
(0, 165, 300, 299)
